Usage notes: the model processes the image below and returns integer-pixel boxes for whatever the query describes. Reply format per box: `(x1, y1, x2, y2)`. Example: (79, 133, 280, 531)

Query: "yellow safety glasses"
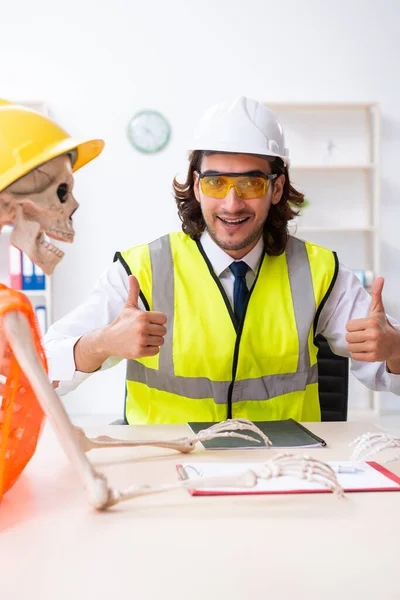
(198, 171, 278, 200)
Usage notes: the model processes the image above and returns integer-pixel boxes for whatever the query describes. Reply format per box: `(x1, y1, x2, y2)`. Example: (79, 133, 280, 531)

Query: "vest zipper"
(226, 262, 263, 418)
(196, 240, 265, 419)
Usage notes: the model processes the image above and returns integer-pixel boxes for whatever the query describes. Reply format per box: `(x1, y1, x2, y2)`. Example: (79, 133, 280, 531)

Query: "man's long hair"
(173, 151, 305, 256)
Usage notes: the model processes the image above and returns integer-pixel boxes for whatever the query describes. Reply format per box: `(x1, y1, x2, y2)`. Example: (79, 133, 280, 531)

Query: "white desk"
(1, 422, 399, 600)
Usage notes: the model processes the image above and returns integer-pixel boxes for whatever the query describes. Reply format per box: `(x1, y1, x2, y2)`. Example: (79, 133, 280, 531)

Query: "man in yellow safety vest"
(45, 96, 400, 424)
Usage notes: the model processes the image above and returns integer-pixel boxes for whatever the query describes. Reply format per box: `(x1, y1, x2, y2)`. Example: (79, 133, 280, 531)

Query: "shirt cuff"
(55, 371, 92, 396)
(46, 335, 82, 382)
(386, 368, 400, 396)
(99, 356, 123, 371)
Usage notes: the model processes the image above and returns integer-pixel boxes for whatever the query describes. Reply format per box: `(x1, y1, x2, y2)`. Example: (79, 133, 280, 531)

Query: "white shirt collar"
(199, 230, 265, 277)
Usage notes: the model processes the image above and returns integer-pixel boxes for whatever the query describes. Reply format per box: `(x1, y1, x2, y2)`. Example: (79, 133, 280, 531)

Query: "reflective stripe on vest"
(126, 235, 319, 404)
(126, 359, 318, 402)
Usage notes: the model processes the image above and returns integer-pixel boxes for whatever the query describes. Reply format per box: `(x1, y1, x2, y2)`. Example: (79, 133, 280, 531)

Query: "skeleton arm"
(109, 453, 345, 505)
(3, 311, 270, 509)
(4, 310, 113, 509)
(76, 418, 272, 454)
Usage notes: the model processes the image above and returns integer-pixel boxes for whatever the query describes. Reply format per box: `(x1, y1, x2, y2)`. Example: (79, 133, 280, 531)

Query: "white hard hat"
(190, 96, 290, 167)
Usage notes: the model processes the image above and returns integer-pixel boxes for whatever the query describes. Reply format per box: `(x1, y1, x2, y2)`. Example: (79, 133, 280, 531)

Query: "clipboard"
(177, 460, 400, 496)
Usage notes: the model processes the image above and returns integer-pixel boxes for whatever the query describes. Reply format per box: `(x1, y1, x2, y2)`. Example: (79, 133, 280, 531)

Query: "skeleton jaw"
(11, 205, 70, 275)
(11, 207, 66, 275)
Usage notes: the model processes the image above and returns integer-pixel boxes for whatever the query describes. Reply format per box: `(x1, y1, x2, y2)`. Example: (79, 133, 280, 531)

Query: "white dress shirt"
(45, 231, 400, 397)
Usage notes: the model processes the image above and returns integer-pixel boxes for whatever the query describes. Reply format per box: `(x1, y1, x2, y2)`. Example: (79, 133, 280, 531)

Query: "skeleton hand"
(350, 432, 400, 463)
(254, 453, 344, 496)
(76, 418, 272, 455)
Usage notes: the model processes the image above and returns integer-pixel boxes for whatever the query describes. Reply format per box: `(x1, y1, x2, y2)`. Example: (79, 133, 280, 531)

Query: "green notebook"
(187, 419, 327, 450)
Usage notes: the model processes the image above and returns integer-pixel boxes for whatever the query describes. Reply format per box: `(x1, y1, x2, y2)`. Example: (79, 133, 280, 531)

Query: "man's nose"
(222, 185, 246, 212)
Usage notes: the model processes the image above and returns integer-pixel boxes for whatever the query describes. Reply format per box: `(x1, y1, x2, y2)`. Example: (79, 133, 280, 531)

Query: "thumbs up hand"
(368, 277, 386, 317)
(345, 277, 400, 369)
(103, 275, 167, 360)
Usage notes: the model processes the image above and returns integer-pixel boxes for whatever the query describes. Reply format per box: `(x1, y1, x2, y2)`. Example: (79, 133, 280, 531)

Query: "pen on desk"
(335, 465, 364, 474)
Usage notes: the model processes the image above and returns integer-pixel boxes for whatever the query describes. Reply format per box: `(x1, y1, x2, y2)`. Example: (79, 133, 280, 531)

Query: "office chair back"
(315, 334, 349, 421)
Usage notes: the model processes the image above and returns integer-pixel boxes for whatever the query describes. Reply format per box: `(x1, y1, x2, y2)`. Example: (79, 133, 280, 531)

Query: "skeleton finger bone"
(194, 419, 272, 447)
(350, 432, 400, 462)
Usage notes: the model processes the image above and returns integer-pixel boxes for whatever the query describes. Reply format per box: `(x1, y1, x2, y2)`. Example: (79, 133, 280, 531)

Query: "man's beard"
(205, 218, 264, 252)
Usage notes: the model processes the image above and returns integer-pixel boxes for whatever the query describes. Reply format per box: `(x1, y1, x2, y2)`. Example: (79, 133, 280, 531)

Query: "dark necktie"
(229, 261, 249, 321)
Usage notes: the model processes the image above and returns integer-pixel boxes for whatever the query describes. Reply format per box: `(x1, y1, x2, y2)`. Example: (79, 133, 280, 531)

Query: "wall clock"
(127, 109, 171, 154)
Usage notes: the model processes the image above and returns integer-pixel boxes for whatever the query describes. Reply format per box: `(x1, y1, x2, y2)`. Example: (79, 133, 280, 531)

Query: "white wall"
(2, 0, 400, 417)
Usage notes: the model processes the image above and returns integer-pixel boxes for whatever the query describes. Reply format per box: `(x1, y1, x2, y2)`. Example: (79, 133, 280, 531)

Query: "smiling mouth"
(217, 216, 250, 226)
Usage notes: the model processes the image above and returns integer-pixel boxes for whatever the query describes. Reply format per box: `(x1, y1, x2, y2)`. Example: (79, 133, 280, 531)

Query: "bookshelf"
(0, 102, 53, 335)
(267, 102, 380, 414)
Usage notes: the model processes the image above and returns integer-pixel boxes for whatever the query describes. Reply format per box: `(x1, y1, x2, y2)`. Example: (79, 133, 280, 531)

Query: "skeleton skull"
(0, 154, 78, 275)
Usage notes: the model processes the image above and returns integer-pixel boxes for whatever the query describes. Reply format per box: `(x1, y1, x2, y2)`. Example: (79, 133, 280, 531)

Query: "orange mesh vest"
(0, 284, 47, 500)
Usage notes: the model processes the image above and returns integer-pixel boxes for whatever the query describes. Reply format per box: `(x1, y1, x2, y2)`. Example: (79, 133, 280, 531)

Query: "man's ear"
(193, 171, 200, 203)
(271, 174, 285, 205)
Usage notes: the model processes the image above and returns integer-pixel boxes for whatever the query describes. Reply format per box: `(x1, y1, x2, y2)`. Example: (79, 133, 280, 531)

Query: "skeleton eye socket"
(57, 183, 69, 203)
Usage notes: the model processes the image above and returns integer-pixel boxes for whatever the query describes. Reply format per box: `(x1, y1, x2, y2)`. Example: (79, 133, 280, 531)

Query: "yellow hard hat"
(0, 99, 105, 192)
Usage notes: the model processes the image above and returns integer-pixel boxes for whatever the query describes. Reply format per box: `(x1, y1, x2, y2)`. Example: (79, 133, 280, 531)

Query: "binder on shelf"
(8, 244, 22, 290)
(34, 264, 45, 290)
(35, 305, 47, 335)
(22, 253, 35, 290)
(20, 253, 46, 291)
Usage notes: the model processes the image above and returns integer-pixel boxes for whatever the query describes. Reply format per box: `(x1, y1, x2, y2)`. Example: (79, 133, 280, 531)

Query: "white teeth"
(220, 217, 248, 224)
(38, 237, 64, 257)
